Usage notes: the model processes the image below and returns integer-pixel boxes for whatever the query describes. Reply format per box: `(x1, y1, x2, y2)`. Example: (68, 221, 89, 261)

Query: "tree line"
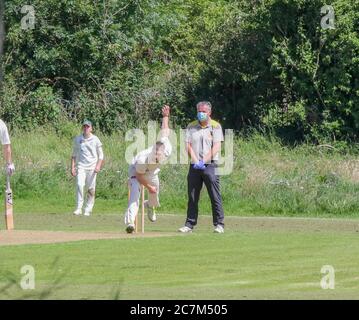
(0, 0, 358, 144)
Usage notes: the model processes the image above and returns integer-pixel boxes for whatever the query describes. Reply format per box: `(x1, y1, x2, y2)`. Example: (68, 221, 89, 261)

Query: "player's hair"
(196, 101, 212, 112)
(155, 141, 165, 149)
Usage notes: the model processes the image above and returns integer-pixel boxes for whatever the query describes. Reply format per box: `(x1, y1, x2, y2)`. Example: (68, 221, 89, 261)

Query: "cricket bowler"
(71, 120, 104, 216)
(125, 105, 172, 233)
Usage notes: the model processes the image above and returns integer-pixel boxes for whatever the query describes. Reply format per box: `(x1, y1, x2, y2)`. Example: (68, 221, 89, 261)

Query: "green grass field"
(1, 213, 358, 300)
(1, 129, 359, 299)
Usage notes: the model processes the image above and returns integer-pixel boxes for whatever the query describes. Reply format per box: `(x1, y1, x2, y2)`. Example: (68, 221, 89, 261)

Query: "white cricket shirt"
(129, 137, 172, 177)
(72, 134, 104, 170)
(0, 119, 11, 145)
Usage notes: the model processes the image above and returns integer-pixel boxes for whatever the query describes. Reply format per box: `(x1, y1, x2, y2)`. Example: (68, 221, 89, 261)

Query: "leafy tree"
(0, 0, 358, 144)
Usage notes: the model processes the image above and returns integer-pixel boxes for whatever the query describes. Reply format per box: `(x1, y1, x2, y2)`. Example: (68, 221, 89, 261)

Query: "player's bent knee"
(88, 188, 96, 196)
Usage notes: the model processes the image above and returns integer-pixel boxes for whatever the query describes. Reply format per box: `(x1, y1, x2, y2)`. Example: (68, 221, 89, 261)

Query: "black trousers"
(185, 163, 225, 228)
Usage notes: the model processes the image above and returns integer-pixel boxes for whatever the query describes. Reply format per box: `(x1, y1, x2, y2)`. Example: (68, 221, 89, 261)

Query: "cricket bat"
(5, 174, 14, 230)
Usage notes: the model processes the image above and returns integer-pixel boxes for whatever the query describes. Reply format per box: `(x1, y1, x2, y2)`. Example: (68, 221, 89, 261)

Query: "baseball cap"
(82, 119, 92, 127)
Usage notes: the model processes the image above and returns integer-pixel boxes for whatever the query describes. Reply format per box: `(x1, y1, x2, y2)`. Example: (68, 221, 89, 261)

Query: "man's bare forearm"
(3, 144, 12, 164)
(203, 142, 221, 163)
(96, 159, 103, 169)
(160, 105, 171, 137)
(71, 157, 76, 169)
(186, 143, 199, 163)
(162, 115, 169, 130)
(160, 116, 170, 137)
(136, 172, 151, 188)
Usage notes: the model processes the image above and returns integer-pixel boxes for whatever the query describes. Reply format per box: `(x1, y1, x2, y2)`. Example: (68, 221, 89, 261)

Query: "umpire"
(178, 101, 225, 233)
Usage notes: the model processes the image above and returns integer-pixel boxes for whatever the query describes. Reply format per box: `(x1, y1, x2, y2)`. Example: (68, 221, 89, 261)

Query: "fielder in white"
(71, 120, 104, 216)
(125, 105, 172, 233)
(0, 119, 15, 176)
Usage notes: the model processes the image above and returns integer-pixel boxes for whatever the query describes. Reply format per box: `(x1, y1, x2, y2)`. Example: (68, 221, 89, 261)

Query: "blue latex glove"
(193, 160, 206, 170)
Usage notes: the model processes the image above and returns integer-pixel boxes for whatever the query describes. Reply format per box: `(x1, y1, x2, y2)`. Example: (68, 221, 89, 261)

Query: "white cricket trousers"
(125, 173, 159, 225)
(76, 168, 97, 212)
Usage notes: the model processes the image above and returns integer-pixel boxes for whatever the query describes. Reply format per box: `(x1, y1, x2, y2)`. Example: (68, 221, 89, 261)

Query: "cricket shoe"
(144, 200, 156, 222)
(178, 226, 193, 233)
(73, 208, 82, 216)
(214, 225, 224, 233)
(84, 211, 91, 216)
(126, 224, 135, 234)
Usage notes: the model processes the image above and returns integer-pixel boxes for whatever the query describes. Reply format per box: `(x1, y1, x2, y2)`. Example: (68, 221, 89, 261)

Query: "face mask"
(197, 112, 208, 122)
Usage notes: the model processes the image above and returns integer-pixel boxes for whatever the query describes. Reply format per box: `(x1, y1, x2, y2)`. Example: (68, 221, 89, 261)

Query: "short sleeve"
(96, 137, 103, 148)
(72, 137, 79, 157)
(159, 137, 172, 158)
(185, 126, 191, 143)
(213, 125, 224, 143)
(0, 120, 11, 145)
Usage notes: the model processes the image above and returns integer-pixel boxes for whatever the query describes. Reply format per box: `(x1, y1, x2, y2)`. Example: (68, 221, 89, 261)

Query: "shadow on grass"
(0, 257, 124, 300)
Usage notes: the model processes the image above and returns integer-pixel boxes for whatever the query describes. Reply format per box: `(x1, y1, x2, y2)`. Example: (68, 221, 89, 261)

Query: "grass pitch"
(0, 213, 358, 299)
